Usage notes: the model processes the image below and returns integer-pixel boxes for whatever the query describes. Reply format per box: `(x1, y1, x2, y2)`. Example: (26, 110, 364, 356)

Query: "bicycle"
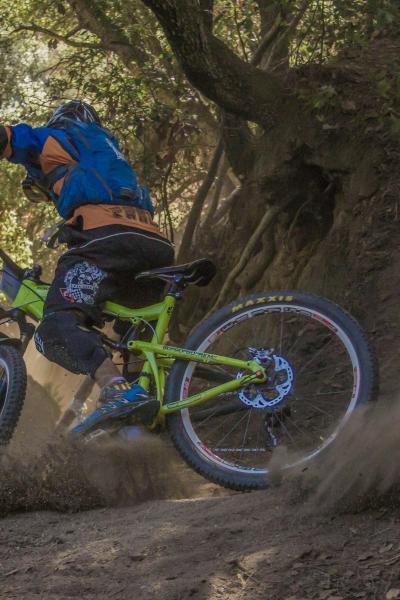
(0, 248, 376, 491)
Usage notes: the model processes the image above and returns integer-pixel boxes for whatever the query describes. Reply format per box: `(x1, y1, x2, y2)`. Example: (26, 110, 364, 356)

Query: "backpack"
(47, 120, 154, 219)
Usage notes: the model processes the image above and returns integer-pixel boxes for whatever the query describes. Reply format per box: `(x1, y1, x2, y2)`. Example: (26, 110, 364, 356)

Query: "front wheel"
(0, 345, 27, 447)
(166, 291, 377, 491)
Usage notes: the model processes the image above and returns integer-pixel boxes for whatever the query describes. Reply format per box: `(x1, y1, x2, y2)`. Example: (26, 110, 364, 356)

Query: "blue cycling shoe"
(71, 382, 160, 436)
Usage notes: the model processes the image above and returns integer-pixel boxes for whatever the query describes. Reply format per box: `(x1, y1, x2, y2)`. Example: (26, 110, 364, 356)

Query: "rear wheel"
(0, 345, 27, 446)
(166, 291, 377, 491)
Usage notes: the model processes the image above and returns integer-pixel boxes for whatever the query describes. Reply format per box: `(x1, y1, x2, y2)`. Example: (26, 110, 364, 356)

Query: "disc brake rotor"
(237, 349, 294, 409)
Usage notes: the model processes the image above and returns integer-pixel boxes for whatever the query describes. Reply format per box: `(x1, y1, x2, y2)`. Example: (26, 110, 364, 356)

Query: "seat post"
(166, 275, 187, 299)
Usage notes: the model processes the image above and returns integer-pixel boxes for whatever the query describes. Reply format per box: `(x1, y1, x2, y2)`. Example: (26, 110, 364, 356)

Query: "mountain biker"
(0, 100, 174, 434)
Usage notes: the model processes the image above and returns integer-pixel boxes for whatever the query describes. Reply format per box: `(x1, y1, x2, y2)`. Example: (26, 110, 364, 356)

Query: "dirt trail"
(2, 487, 400, 599)
(2, 381, 400, 598)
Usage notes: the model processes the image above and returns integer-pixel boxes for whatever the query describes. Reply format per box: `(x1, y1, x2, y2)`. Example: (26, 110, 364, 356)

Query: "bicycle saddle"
(135, 258, 216, 287)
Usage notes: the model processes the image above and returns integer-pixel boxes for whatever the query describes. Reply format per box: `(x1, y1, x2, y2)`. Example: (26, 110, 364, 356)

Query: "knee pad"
(34, 310, 109, 376)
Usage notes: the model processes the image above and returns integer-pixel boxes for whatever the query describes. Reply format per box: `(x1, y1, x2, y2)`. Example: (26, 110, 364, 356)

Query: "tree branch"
(161, 162, 175, 242)
(256, 0, 280, 34)
(141, 0, 291, 125)
(155, 174, 203, 213)
(213, 186, 241, 224)
(66, 0, 149, 69)
(65, 0, 193, 106)
(202, 154, 228, 228)
(12, 24, 103, 49)
(233, 1, 249, 62)
(263, 0, 310, 70)
(200, 0, 214, 30)
(177, 136, 224, 262)
(221, 112, 255, 180)
(207, 198, 292, 314)
(251, 12, 282, 67)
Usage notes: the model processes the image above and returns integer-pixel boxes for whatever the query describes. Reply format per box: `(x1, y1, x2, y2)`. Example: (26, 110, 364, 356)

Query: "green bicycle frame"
(10, 278, 266, 414)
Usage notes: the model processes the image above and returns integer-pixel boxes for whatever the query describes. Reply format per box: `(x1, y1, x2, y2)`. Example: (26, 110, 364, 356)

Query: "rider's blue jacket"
(0, 122, 161, 235)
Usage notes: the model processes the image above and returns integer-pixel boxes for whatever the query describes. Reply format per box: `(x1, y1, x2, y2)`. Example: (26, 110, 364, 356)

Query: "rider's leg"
(35, 308, 160, 434)
(34, 257, 159, 433)
(34, 309, 110, 377)
(36, 224, 174, 434)
(93, 357, 124, 387)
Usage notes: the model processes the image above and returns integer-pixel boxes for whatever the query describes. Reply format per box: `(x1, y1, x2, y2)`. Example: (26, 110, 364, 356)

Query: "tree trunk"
(177, 137, 224, 262)
(141, 0, 294, 125)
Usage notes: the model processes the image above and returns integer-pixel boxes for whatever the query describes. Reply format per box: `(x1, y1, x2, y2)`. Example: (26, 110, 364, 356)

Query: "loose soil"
(2, 379, 400, 599)
(2, 485, 400, 599)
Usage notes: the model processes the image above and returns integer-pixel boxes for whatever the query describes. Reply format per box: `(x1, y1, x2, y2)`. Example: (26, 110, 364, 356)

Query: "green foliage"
(291, 0, 399, 66)
(0, 0, 398, 272)
(0, 164, 33, 266)
(214, 1, 261, 60)
(312, 84, 338, 110)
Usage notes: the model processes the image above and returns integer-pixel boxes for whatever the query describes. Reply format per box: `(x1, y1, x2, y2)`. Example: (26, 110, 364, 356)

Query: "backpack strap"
(41, 164, 70, 189)
(65, 121, 92, 149)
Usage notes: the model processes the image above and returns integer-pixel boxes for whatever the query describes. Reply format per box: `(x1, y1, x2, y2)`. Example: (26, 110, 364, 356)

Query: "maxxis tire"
(0, 345, 27, 447)
(166, 291, 377, 491)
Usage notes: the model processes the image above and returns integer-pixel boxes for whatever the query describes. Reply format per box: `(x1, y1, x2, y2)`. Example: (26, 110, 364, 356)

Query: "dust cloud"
(287, 399, 400, 513)
(0, 433, 200, 517)
(0, 376, 205, 517)
(5, 362, 399, 519)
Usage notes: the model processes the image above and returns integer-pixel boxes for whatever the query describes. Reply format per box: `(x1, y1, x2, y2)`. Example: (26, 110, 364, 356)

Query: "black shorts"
(45, 223, 175, 322)
(34, 224, 174, 376)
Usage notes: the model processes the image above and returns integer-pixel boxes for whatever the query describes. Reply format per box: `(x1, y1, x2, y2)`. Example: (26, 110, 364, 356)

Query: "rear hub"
(237, 347, 294, 409)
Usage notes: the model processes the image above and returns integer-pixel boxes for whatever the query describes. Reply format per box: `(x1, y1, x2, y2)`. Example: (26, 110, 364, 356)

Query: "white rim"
(180, 303, 361, 476)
